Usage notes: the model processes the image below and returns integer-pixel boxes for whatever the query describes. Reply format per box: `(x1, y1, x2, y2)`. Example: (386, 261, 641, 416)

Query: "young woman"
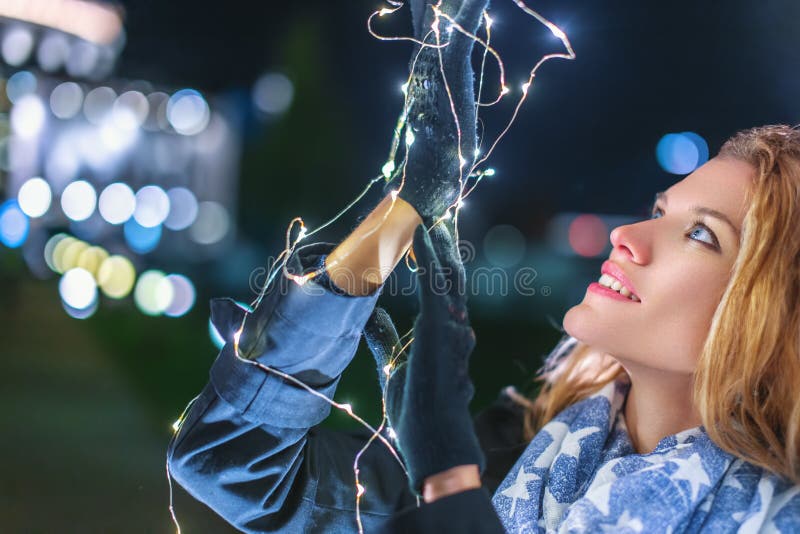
(168, 0, 800, 530)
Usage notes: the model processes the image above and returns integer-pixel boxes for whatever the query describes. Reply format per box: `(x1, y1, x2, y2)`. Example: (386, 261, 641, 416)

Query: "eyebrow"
(653, 191, 741, 238)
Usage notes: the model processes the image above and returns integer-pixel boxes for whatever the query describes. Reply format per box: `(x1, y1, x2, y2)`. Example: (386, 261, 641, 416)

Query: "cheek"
(643, 265, 730, 364)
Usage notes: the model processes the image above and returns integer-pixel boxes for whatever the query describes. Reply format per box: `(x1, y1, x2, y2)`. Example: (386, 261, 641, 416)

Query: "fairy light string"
(167, 2, 574, 532)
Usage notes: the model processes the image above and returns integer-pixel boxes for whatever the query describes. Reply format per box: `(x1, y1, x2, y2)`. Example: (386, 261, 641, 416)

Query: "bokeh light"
(483, 224, 526, 267)
(134, 270, 174, 316)
(190, 201, 230, 244)
(17, 177, 52, 218)
(83, 86, 116, 125)
(59, 267, 98, 310)
(98, 182, 136, 225)
(133, 185, 170, 227)
(124, 218, 162, 253)
(680, 131, 709, 168)
(656, 132, 708, 175)
(164, 187, 198, 230)
(76, 246, 108, 278)
(97, 255, 136, 298)
(44, 233, 70, 271)
(50, 82, 84, 119)
(66, 40, 100, 78)
(167, 89, 209, 135)
(0, 199, 30, 248)
(112, 91, 149, 130)
(252, 72, 294, 115)
(568, 214, 608, 257)
(10, 94, 46, 139)
(37, 32, 71, 72)
(60, 239, 89, 272)
(2, 26, 35, 66)
(164, 274, 196, 317)
(62, 298, 98, 320)
(209, 318, 226, 350)
(6, 70, 37, 103)
(50, 235, 77, 273)
(144, 91, 169, 131)
(60, 180, 97, 221)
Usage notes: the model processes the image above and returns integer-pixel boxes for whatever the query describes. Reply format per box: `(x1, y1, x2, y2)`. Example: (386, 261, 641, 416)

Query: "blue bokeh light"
(680, 131, 709, 167)
(123, 218, 162, 253)
(0, 199, 30, 248)
(656, 132, 708, 175)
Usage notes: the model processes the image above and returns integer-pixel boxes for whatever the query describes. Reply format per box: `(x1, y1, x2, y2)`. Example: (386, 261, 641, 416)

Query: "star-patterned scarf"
(491, 380, 800, 533)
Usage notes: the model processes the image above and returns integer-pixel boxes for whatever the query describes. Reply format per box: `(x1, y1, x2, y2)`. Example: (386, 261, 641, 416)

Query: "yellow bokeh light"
(60, 240, 89, 273)
(134, 270, 174, 316)
(77, 246, 109, 278)
(51, 236, 78, 273)
(96, 255, 136, 299)
(44, 233, 70, 272)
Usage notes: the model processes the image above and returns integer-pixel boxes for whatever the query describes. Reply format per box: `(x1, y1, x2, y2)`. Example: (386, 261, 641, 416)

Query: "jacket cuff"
(209, 242, 381, 428)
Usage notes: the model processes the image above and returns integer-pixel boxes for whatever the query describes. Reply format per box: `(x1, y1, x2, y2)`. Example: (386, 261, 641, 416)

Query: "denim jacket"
(167, 244, 521, 532)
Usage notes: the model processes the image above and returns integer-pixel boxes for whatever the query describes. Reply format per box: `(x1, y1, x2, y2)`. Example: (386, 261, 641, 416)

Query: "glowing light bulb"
(342, 403, 353, 415)
(356, 483, 366, 497)
(379, 8, 392, 16)
(172, 418, 182, 432)
(474, 148, 481, 158)
(459, 156, 467, 168)
(297, 226, 307, 241)
(457, 199, 466, 209)
(484, 168, 496, 177)
(443, 209, 453, 220)
(400, 82, 409, 95)
(383, 364, 392, 376)
(405, 128, 415, 146)
(389, 189, 399, 200)
(484, 13, 494, 28)
(382, 160, 396, 179)
(388, 428, 397, 440)
(501, 86, 510, 95)
(521, 82, 530, 95)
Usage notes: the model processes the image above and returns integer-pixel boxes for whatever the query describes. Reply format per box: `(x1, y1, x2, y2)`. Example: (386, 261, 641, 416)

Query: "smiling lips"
(590, 261, 641, 302)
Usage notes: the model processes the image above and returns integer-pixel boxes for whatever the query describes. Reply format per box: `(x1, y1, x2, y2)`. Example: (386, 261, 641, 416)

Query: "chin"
(562, 300, 616, 355)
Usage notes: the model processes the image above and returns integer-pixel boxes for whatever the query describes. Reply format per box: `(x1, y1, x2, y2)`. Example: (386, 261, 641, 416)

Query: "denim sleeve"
(167, 243, 415, 532)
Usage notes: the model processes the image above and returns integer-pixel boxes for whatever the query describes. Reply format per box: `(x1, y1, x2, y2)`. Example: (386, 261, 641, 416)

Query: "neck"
(622, 366, 702, 454)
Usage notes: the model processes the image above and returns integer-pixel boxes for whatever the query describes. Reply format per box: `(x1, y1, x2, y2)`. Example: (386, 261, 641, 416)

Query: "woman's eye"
(650, 207, 720, 250)
(688, 223, 718, 247)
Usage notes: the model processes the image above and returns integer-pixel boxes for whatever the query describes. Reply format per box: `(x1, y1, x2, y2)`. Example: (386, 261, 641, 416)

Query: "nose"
(609, 222, 651, 265)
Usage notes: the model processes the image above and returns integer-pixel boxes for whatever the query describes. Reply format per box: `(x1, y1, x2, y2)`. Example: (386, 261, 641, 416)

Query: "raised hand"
(364, 223, 484, 492)
(393, 0, 491, 222)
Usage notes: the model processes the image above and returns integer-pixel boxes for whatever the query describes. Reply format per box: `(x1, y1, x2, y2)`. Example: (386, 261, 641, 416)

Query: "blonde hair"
(525, 125, 800, 484)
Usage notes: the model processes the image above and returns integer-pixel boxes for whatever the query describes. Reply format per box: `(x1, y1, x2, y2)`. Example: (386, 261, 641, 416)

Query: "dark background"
(3, 1, 800, 531)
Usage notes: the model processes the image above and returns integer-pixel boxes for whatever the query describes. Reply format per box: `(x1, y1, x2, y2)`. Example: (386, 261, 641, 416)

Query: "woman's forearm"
(324, 193, 422, 296)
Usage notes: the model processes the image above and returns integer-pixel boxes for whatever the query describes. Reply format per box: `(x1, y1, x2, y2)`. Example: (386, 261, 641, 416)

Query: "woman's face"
(563, 156, 754, 374)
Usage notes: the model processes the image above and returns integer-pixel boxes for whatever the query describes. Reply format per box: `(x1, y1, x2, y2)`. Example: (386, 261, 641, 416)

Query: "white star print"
(535, 421, 602, 469)
(599, 510, 643, 533)
(737, 478, 774, 533)
(762, 485, 800, 533)
(670, 453, 711, 501)
(584, 481, 614, 516)
(500, 466, 540, 518)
